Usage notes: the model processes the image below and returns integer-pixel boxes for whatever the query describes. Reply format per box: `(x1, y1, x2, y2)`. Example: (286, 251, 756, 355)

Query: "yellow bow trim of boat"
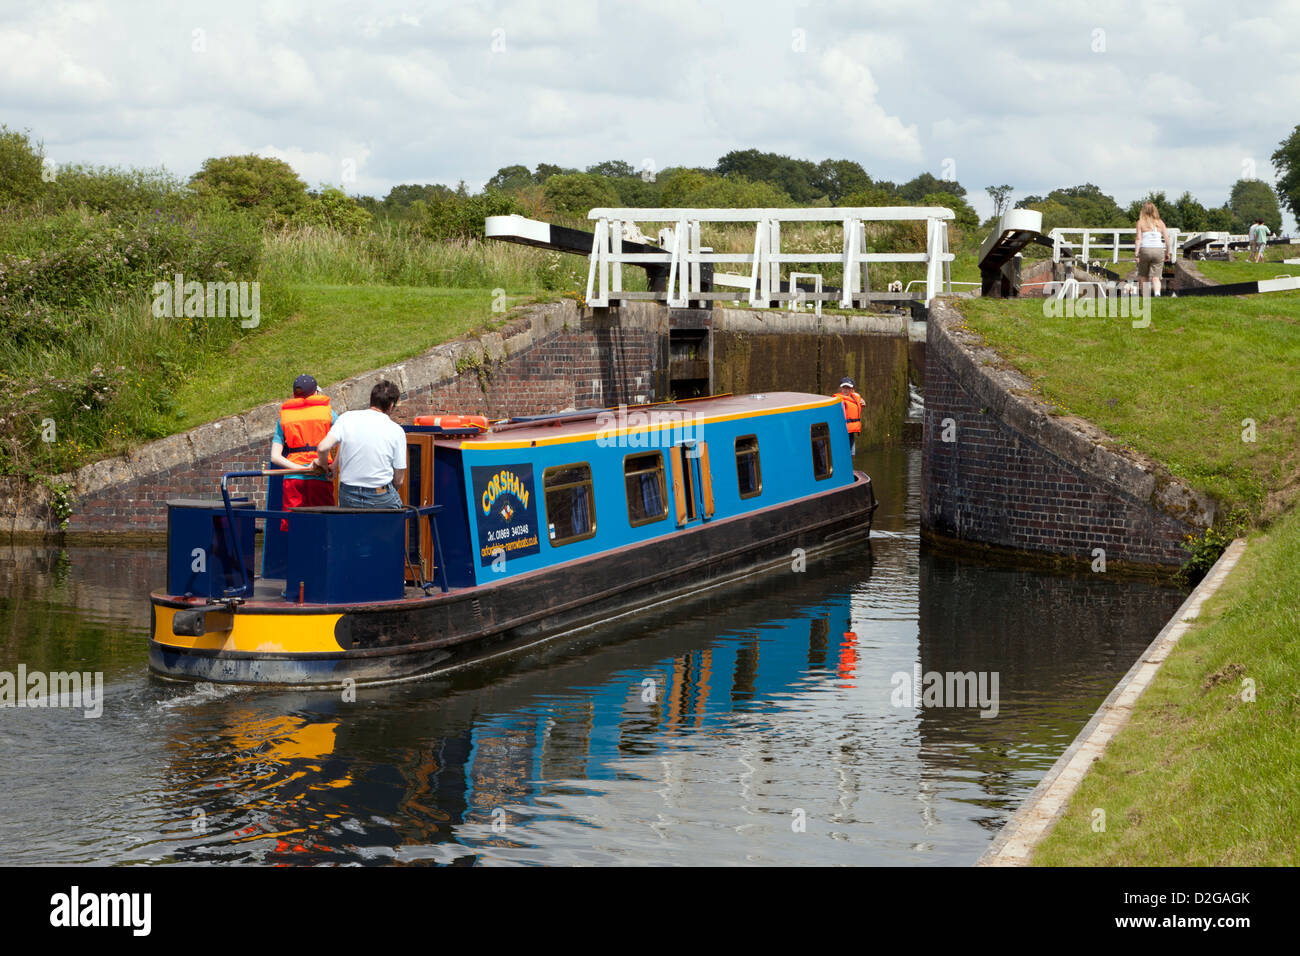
(152, 605, 345, 654)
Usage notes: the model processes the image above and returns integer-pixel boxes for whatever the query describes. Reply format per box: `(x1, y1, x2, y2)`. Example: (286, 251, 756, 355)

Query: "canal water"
(0, 446, 1186, 866)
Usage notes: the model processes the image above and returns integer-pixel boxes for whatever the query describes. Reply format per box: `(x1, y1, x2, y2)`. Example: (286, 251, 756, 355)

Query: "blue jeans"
(339, 482, 403, 509)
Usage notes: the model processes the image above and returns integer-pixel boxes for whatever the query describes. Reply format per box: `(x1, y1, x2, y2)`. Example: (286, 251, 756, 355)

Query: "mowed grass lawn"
(170, 285, 529, 429)
(1194, 246, 1300, 285)
(957, 293, 1300, 518)
(1033, 506, 1300, 865)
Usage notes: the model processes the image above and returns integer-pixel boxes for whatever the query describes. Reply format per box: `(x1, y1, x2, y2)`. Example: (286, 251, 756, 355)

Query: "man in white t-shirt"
(313, 380, 407, 509)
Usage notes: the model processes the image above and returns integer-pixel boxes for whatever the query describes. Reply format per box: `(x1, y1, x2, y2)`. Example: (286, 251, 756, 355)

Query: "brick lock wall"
(921, 301, 1204, 568)
(63, 303, 661, 535)
(72, 440, 274, 529)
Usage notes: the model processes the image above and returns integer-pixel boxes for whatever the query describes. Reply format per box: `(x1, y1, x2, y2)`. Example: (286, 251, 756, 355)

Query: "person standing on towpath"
(1249, 218, 1271, 262)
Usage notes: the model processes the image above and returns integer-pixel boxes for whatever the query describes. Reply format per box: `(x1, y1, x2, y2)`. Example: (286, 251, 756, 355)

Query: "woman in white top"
(1135, 202, 1172, 296)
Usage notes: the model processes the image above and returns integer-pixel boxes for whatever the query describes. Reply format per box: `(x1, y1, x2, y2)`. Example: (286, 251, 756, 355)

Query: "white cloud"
(0, 0, 1294, 229)
(0, 23, 115, 106)
(818, 46, 922, 162)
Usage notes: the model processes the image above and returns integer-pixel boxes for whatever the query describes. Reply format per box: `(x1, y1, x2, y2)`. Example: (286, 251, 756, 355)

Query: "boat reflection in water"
(147, 533, 1182, 866)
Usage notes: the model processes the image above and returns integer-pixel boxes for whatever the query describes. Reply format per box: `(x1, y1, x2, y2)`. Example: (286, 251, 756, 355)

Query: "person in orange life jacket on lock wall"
(270, 374, 337, 531)
(837, 377, 865, 454)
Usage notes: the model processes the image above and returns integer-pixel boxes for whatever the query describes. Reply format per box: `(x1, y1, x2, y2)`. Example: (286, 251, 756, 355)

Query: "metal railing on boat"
(217, 470, 450, 599)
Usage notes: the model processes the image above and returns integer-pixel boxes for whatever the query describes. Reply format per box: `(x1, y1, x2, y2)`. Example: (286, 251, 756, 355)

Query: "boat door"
(395, 433, 435, 582)
(668, 440, 715, 527)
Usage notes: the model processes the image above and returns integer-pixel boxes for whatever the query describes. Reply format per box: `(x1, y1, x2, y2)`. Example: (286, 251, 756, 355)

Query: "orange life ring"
(413, 414, 489, 432)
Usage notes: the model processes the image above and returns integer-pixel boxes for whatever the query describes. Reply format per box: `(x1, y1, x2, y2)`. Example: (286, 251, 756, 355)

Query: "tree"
(922, 191, 978, 232)
(985, 184, 1014, 220)
(1125, 191, 1171, 221)
(1039, 200, 1076, 234)
(485, 165, 532, 192)
(607, 175, 660, 207)
(586, 160, 635, 179)
(1271, 126, 1300, 225)
(714, 149, 821, 202)
(0, 124, 45, 207)
(812, 159, 873, 203)
(533, 163, 578, 183)
(898, 172, 966, 201)
(1169, 191, 1208, 232)
(1227, 178, 1281, 233)
(1018, 183, 1126, 227)
(383, 183, 452, 209)
(1205, 205, 1233, 231)
(189, 154, 308, 220)
(542, 172, 620, 216)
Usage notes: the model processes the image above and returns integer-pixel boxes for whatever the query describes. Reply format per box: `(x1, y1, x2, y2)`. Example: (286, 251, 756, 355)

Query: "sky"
(3, 0, 1299, 225)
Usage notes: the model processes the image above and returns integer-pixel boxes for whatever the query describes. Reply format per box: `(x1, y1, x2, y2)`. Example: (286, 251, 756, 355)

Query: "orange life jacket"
(279, 394, 333, 466)
(838, 390, 864, 434)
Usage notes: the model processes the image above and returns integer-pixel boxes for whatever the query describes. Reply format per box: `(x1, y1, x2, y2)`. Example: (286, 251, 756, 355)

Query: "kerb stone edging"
(977, 537, 1248, 866)
(929, 298, 1216, 528)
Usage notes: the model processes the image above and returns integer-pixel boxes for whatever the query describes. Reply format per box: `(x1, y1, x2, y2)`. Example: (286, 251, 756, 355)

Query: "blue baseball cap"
(293, 374, 318, 396)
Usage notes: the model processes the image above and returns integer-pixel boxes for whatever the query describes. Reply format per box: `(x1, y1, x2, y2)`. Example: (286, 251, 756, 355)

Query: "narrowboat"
(148, 392, 878, 686)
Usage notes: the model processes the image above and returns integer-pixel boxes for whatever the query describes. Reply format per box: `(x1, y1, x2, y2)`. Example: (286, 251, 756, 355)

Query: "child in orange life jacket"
(837, 377, 865, 454)
(271, 374, 337, 531)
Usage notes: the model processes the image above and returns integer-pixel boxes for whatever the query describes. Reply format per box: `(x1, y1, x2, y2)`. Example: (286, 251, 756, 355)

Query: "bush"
(659, 170, 793, 208)
(190, 154, 309, 225)
(0, 205, 261, 325)
(543, 173, 620, 216)
(295, 187, 374, 235)
(0, 199, 268, 477)
(422, 191, 521, 241)
(920, 190, 979, 234)
(40, 164, 188, 217)
(0, 125, 44, 208)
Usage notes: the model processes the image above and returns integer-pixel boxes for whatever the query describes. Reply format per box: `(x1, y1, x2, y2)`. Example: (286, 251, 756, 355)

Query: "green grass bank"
(959, 289, 1300, 865)
(1031, 507, 1300, 866)
(169, 284, 530, 431)
(957, 293, 1300, 528)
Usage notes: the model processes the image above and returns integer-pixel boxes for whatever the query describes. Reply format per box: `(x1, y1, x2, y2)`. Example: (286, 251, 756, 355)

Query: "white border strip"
(977, 537, 1248, 866)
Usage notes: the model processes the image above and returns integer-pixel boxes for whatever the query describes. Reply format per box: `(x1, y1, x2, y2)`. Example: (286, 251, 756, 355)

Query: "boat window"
(544, 463, 597, 545)
(811, 423, 832, 480)
(735, 435, 761, 498)
(624, 452, 668, 526)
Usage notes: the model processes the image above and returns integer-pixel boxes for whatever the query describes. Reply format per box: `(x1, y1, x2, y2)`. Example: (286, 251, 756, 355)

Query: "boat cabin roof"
(421, 392, 839, 449)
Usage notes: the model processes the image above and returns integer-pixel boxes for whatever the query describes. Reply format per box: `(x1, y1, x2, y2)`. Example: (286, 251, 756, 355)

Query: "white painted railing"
(1205, 233, 1248, 252)
(584, 207, 956, 308)
(1050, 227, 1186, 264)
